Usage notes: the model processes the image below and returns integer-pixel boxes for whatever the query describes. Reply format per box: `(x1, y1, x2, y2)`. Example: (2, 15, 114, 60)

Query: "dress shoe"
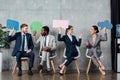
(18, 70, 22, 76)
(28, 70, 33, 76)
(99, 67, 105, 75)
(59, 70, 63, 75)
(47, 70, 53, 75)
(58, 66, 61, 70)
(59, 72, 63, 75)
(38, 65, 43, 71)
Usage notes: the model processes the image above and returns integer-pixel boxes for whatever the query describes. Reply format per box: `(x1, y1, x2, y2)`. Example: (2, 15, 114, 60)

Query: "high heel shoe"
(58, 66, 61, 70)
(99, 67, 105, 75)
(59, 70, 63, 75)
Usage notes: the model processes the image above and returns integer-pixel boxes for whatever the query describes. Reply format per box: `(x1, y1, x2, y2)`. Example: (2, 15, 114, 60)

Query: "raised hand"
(103, 27, 107, 33)
(9, 29, 15, 35)
(32, 31, 37, 36)
(79, 33, 82, 38)
(58, 27, 62, 34)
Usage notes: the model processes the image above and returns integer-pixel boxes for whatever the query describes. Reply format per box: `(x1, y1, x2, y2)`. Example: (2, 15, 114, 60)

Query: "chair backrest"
(85, 48, 103, 58)
(63, 46, 81, 59)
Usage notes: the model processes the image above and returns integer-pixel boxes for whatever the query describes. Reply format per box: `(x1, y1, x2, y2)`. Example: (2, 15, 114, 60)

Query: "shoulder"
(87, 35, 92, 40)
(96, 34, 101, 37)
(49, 34, 55, 38)
(15, 32, 21, 36)
(87, 35, 92, 38)
(26, 33, 32, 36)
(63, 35, 67, 37)
(72, 35, 76, 38)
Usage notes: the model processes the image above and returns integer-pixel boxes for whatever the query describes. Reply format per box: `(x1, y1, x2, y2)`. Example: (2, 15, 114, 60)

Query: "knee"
(29, 52, 35, 58)
(16, 52, 21, 58)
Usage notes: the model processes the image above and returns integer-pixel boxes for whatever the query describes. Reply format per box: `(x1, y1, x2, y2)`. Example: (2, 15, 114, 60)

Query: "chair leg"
(50, 59, 56, 73)
(39, 69, 42, 74)
(86, 59, 92, 74)
(64, 67, 66, 74)
(24, 60, 29, 70)
(12, 63, 17, 74)
(74, 59, 80, 74)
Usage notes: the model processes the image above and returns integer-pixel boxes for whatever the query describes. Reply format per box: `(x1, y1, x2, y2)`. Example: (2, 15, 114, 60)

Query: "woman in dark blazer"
(85, 25, 107, 75)
(58, 25, 82, 75)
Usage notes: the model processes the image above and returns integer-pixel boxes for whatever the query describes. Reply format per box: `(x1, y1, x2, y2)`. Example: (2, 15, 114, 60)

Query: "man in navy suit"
(8, 24, 34, 76)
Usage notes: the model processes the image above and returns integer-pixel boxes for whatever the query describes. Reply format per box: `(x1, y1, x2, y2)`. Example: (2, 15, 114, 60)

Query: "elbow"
(58, 38, 61, 41)
(7, 38, 11, 43)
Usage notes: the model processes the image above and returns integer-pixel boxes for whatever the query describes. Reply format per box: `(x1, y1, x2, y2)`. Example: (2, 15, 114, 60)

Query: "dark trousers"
(65, 56, 74, 67)
(16, 51, 35, 70)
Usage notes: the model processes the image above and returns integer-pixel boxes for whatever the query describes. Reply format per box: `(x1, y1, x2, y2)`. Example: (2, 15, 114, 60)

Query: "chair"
(86, 49, 103, 74)
(39, 52, 57, 73)
(63, 46, 81, 74)
(12, 57, 29, 74)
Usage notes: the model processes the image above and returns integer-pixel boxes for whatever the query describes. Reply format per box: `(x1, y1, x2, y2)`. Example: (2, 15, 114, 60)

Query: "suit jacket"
(58, 34, 82, 58)
(86, 33, 107, 57)
(34, 34, 57, 57)
(8, 32, 34, 56)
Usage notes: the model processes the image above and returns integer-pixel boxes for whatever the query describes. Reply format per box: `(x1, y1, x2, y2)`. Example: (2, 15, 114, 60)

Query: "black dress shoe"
(58, 66, 61, 70)
(18, 70, 22, 76)
(47, 70, 53, 75)
(28, 70, 33, 76)
(38, 65, 43, 71)
(59, 72, 63, 75)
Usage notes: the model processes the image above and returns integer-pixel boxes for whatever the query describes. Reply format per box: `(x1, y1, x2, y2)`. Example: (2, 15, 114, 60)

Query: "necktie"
(22, 35, 25, 51)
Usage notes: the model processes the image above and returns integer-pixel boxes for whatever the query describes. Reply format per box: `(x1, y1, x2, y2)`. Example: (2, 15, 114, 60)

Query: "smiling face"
(67, 27, 73, 34)
(90, 26, 97, 35)
(20, 24, 28, 34)
(41, 28, 46, 36)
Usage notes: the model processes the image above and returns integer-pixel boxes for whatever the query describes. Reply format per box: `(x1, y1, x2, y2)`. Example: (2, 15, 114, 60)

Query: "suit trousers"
(40, 51, 50, 70)
(65, 56, 74, 67)
(91, 48, 100, 67)
(16, 51, 35, 70)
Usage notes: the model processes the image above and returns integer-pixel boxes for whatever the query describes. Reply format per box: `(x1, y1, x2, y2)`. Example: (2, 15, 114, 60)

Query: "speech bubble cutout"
(30, 21, 43, 32)
(53, 20, 69, 29)
(6, 19, 19, 31)
(97, 20, 113, 30)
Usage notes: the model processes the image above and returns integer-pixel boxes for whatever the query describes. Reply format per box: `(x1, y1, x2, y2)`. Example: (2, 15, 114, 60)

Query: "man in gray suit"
(33, 26, 56, 73)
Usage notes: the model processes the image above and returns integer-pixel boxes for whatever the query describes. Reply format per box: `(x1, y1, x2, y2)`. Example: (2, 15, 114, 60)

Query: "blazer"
(58, 34, 82, 58)
(34, 34, 57, 57)
(86, 33, 107, 57)
(8, 32, 34, 56)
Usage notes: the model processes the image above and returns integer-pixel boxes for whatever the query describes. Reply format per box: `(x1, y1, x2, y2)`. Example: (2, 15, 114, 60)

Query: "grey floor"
(0, 70, 119, 80)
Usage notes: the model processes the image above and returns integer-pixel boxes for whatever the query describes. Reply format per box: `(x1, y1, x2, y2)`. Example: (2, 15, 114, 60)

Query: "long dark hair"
(92, 25, 99, 33)
(65, 25, 73, 35)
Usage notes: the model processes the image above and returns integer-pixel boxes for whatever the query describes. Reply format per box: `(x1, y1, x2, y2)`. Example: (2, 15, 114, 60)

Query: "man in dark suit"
(8, 24, 34, 76)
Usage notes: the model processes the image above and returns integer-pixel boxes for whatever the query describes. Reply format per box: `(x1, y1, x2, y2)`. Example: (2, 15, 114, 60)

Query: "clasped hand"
(42, 46, 51, 52)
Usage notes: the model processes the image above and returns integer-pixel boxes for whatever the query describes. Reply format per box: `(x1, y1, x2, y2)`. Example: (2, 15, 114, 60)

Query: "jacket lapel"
(26, 33, 29, 45)
(19, 33, 22, 44)
(89, 35, 93, 45)
(47, 35, 50, 46)
(66, 35, 72, 42)
(94, 34, 99, 46)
